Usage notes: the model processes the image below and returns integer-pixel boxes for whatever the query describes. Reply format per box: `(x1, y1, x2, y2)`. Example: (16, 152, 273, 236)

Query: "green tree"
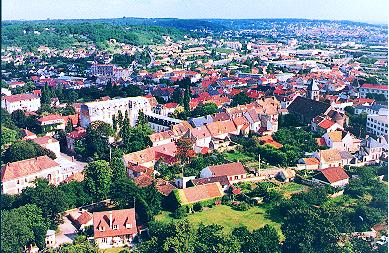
(3, 140, 37, 162)
(1, 204, 49, 253)
(41, 83, 52, 105)
(1, 126, 18, 146)
(110, 157, 127, 185)
(65, 119, 74, 133)
(84, 160, 113, 201)
(233, 225, 280, 253)
(231, 92, 254, 106)
(163, 220, 196, 253)
(85, 121, 114, 160)
(195, 224, 241, 253)
(171, 88, 183, 105)
(11, 109, 27, 128)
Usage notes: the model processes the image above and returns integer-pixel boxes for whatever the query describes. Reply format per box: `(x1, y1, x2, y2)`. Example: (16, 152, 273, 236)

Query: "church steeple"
(307, 79, 320, 101)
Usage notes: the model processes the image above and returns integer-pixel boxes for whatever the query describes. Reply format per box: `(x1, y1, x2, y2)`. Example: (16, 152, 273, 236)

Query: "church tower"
(307, 79, 320, 101)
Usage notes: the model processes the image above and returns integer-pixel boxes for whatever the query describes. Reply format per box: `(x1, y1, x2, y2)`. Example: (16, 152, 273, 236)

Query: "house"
(68, 210, 93, 231)
(32, 136, 60, 158)
(313, 167, 349, 188)
(188, 115, 214, 128)
(45, 230, 56, 248)
(66, 127, 87, 152)
(276, 169, 296, 182)
(323, 131, 361, 153)
(1, 93, 41, 113)
(232, 116, 250, 135)
(188, 125, 212, 153)
(287, 96, 331, 124)
(20, 129, 37, 140)
(313, 148, 353, 169)
(127, 164, 152, 179)
(173, 182, 224, 205)
(366, 115, 388, 137)
(206, 120, 238, 139)
(358, 136, 384, 164)
(243, 109, 261, 133)
(189, 175, 231, 192)
(200, 162, 247, 184)
(1, 156, 61, 194)
(38, 114, 66, 134)
(311, 116, 342, 134)
(149, 130, 175, 147)
(297, 157, 321, 170)
(359, 84, 388, 100)
(93, 209, 137, 249)
(133, 174, 176, 196)
(123, 142, 177, 169)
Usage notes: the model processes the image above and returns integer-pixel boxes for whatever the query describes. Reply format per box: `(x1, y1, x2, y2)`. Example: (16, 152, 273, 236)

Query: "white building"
(359, 84, 388, 99)
(80, 96, 153, 128)
(1, 93, 41, 113)
(2, 156, 61, 194)
(366, 115, 388, 137)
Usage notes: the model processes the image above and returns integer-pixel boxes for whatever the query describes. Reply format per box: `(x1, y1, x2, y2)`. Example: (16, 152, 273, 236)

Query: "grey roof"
(340, 151, 354, 160)
(188, 115, 214, 128)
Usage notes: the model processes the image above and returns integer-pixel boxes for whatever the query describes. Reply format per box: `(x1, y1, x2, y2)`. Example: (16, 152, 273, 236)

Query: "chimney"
(109, 211, 113, 229)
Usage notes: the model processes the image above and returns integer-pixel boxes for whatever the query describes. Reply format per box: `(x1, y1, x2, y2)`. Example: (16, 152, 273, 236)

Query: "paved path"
(55, 215, 77, 247)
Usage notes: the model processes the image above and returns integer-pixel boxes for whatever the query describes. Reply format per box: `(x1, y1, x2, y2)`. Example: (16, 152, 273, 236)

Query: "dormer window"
(113, 224, 118, 230)
(99, 226, 105, 231)
(125, 223, 132, 229)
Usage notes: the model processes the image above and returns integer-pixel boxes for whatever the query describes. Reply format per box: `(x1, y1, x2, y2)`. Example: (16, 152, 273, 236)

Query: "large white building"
(366, 114, 388, 137)
(359, 84, 388, 99)
(80, 96, 153, 128)
(1, 93, 41, 113)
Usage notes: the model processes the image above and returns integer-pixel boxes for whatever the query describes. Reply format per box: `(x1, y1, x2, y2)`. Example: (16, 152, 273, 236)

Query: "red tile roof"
(2, 156, 59, 181)
(318, 119, 335, 129)
(207, 162, 246, 177)
(32, 136, 59, 145)
(2, 94, 39, 103)
(361, 84, 388, 90)
(177, 182, 224, 204)
(319, 167, 349, 183)
(93, 208, 137, 238)
(76, 211, 93, 225)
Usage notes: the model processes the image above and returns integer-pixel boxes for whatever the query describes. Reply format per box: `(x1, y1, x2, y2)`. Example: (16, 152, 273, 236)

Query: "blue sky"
(2, 0, 388, 24)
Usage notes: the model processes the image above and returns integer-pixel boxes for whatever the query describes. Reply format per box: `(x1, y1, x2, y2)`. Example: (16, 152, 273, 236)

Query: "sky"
(2, 0, 388, 24)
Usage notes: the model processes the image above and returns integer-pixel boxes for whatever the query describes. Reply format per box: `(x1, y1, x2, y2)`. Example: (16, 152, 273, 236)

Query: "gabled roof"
(93, 209, 137, 238)
(190, 125, 211, 140)
(2, 156, 59, 181)
(327, 131, 343, 142)
(317, 167, 349, 184)
(2, 93, 39, 103)
(206, 162, 246, 177)
(318, 119, 335, 129)
(191, 175, 230, 187)
(176, 182, 224, 205)
(319, 148, 342, 163)
(205, 120, 237, 137)
(288, 96, 331, 123)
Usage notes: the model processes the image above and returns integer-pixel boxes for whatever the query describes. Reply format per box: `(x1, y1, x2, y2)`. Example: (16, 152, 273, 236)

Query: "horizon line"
(2, 16, 387, 26)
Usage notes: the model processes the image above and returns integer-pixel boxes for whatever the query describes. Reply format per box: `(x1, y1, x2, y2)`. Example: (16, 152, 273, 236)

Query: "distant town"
(1, 18, 388, 253)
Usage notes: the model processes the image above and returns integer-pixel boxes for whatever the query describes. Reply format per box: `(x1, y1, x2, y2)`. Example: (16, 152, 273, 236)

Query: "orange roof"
(318, 119, 335, 129)
(207, 162, 246, 177)
(177, 182, 224, 205)
(303, 157, 320, 165)
(319, 167, 349, 183)
(327, 131, 343, 142)
(2, 156, 59, 181)
(205, 120, 237, 137)
(2, 93, 39, 103)
(93, 208, 137, 238)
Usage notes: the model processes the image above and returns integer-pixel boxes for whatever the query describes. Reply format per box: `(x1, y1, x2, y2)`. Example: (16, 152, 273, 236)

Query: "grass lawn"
(277, 182, 308, 197)
(155, 205, 283, 238)
(223, 150, 255, 163)
(101, 247, 127, 253)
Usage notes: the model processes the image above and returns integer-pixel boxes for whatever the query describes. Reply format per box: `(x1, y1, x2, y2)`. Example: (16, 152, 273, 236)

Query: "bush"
(232, 202, 251, 211)
(193, 202, 203, 212)
(172, 206, 188, 219)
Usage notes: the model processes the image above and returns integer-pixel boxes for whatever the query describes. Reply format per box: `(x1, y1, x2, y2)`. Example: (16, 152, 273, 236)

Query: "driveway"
(55, 215, 78, 247)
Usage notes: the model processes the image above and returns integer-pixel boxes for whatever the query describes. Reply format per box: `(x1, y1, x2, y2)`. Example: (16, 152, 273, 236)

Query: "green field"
(155, 205, 283, 238)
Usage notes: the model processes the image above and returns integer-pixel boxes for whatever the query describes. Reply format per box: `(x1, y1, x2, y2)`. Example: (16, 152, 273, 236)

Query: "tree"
(3, 140, 37, 162)
(11, 109, 27, 128)
(85, 121, 114, 160)
(1, 108, 18, 130)
(175, 137, 194, 164)
(231, 92, 254, 106)
(162, 220, 196, 253)
(282, 207, 341, 253)
(1, 126, 18, 146)
(233, 225, 280, 253)
(190, 102, 218, 117)
(171, 88, 183, 105)
(41, 83, 52, 105)
(19, 179, 68, 228)
(195, 224, 241, 253)
(84, 160, 113, 201)
(61, 104, 76, 116)
(65, 119, 73, 133)
(1, 204, 49, 253)
(110, 157, 127, 185)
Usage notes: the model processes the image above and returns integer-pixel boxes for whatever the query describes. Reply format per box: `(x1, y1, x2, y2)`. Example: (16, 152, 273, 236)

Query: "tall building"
(306, 79, 320, 101)
(80, 96, 153, 128)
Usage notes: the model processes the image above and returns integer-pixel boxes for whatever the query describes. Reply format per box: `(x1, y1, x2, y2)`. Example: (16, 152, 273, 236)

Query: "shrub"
(232, 202, 250, 211)
(172, 206, 187, 219)
(193, 202, 203, 212)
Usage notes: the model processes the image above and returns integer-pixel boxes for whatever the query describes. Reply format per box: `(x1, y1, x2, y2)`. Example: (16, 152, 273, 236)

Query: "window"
(234, 176, 239, 180)
(113, 225, 118, 230)
(126, 223, 133, 229)
(102, 238, 108, 243)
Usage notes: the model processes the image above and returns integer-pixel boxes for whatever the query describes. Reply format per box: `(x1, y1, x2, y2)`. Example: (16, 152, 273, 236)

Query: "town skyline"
(2, 0, 388, 24)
